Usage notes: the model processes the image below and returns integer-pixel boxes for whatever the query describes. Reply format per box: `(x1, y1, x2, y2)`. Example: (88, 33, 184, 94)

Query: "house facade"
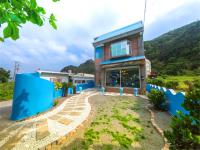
(93, 21, 148, 93)
(37, 70, 94, 85)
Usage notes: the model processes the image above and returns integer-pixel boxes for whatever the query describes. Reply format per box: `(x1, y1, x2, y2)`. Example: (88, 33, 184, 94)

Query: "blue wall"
(146, 84, 189, 115)
(76, 80, 95, 92)
(11, 73, 55, 120)
(54, 88, 63, 99)
(11, 74, 95, 121)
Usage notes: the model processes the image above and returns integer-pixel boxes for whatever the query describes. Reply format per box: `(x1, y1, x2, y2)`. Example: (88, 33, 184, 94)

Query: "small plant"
(164, 80, 200, 149)
(54, 82, 62, 90)
(53, 99, 59, 106)
(148, 89, 167, 110)
(111, 131, 132, 148)
(165, 81, 179, 89)
(84, 129, 100, 145)
(67, 82, 73, 88)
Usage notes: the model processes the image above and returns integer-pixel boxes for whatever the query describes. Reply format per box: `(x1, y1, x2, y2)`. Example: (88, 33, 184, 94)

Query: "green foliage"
(54, 82, 62, 90)
(110, 131, 132, 148)
(165, 81, 179, 89)
(0, 68, 10, 83)
(164, 81, 200, 149)
(84, 129, 100, 144)
(0, 82, 14, 101)
(145, 21, 200, 75)
(0, 0, 59, 41)
(146, 78, 165, 86)
(53, 99, 59, 106)
(148, 89, 167, 110)
(67, 82, 73, 88)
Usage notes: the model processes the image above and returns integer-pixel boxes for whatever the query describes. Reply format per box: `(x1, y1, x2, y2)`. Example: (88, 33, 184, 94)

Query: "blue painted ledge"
(100, 55, 145, 65)
(146, 84, 189, 116)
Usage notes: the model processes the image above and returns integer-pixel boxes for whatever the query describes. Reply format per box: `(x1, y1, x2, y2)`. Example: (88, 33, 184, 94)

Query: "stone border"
(40, 92, 98, 150)
(146, 107, 169, 150)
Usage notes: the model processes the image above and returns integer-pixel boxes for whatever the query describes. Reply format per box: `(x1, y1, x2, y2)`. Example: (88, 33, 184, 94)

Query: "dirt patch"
(59, 95, 170, 150)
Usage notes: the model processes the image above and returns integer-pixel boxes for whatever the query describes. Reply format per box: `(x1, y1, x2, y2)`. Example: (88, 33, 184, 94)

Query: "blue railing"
(146, 84, 189, 115)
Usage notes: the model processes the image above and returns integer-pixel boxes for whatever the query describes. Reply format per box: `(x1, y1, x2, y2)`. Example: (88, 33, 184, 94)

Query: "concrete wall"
(146, 84, 189, 116)
(76, 80, 95, 92)
(11, 73, 55, 120)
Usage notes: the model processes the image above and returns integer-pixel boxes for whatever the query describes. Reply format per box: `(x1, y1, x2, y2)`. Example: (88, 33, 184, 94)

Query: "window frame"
(105, 66, 141, 88)
(110, 40, 130, 58)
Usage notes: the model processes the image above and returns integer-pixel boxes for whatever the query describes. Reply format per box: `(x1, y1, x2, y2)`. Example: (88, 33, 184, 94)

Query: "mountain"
(145, 21, 200, 75)
(61, 59, 95, 74)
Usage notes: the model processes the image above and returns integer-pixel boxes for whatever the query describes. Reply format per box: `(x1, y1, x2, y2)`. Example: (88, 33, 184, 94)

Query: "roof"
(37, 70, 94, 78)
(94, 21, 143, 44)
(37, 70, 70, 75)
(100, 55, 145, 65)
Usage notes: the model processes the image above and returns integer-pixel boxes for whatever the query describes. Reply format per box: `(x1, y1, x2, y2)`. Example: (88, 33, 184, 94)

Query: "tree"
(0, 68, 10, 83)
(0, 0, 59, 41)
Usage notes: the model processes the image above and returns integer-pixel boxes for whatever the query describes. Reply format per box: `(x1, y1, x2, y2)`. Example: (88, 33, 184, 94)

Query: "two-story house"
(93, 21, 148, 93)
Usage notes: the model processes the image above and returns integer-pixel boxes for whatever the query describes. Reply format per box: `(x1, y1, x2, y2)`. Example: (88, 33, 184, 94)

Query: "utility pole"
(13, 61, 20, 81)
(143, 0, 147, 26)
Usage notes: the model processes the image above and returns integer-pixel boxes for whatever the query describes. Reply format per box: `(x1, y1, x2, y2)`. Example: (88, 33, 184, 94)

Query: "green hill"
(145, 21, 200, 75)
(61, 59, 95, 74)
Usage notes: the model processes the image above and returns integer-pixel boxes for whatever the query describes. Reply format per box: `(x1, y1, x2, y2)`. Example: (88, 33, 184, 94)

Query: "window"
(106, 67, 140, 88)
(121, 68, 140, 88)
(106, 70, 120, 87)
(95, 46, 103, 59)
(111, 40, 130, 57)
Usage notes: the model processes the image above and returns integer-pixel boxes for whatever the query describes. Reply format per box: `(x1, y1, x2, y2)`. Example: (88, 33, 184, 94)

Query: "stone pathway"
(0, 90, 97, 150)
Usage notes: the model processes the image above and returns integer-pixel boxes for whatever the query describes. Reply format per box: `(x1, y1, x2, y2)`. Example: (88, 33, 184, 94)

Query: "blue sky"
(0, 0, 200, 75)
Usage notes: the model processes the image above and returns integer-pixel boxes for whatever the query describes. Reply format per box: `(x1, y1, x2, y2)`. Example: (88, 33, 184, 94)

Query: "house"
(93, 21, 148, 93)
(37, 70, 94, 85)
(145, 59, 151, 77)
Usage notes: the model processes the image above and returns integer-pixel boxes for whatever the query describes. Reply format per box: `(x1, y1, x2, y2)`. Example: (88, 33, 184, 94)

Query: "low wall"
(11, 73, 55, 120)
(11, 75, 94, 120)
(146, 84, 189, 115)
(76, 80, 95, 92)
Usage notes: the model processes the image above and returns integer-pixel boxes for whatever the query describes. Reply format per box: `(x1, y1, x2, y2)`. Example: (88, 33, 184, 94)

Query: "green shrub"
(147, 89, 167, 110)
(164, 80, 200, 149)
(147, 78, 165, 87)
(53, 99, 59, 106)
(67, 82, 73, 88)
(165, 81, 179, 89)
(54, 82, 62, 90)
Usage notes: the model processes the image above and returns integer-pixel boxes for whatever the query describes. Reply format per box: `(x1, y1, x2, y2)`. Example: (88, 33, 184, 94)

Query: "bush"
(147, 78, 165, 87)
(147, 89, 167, 110)
(165, 81, 179, 89)
(54, 82, 62, 90)
(164, 80, 200, 149)
(53, 99, 59, 106)
(67, 82, 73, 88)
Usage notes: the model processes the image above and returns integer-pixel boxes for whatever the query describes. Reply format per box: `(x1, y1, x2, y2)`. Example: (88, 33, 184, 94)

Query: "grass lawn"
(61, 95, 171, 150)
(157, 75, 200, 91)
(0, 82, 14, 101)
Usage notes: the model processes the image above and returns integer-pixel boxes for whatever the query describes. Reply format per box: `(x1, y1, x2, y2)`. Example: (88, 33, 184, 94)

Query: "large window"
(111, 40, 130, 57)
(106, 70, 120, 87)
(121, 68, 140, 88)
(106, 67, 140, 88)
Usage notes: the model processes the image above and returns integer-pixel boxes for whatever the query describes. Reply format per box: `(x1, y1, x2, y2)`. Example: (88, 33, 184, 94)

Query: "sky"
(0, 0, 200, 75)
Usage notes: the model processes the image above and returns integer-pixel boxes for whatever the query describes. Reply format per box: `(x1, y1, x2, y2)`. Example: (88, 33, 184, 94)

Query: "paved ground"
(0, 90, 97, 150)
